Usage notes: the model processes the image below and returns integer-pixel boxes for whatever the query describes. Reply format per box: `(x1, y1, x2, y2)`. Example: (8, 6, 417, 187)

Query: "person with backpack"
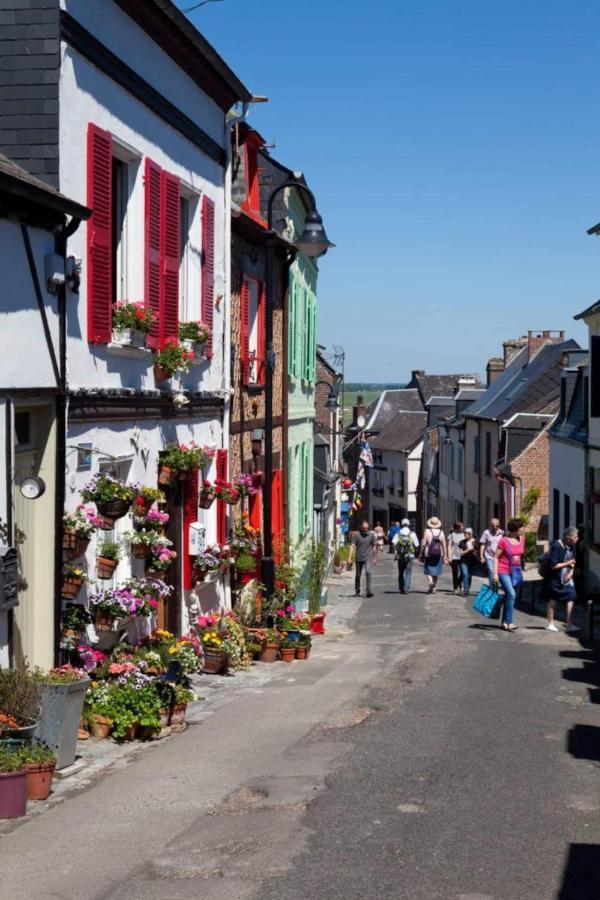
(447, 521, 465, 593)
(420, 517, 448, 594)
(543, 526, 579, 633)
(492, 517, 525, 632)
(459, 527, 478, 596)
(395, 518, 419, 593)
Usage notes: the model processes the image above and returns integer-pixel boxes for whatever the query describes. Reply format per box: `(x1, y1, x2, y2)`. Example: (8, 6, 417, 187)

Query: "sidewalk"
(0, 566, 360, 836)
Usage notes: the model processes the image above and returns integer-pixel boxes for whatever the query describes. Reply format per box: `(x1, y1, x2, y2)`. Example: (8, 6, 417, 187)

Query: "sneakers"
(367, 592, 374, 598)
(546, 623, 559, 632)
(565, 624, 580, 634)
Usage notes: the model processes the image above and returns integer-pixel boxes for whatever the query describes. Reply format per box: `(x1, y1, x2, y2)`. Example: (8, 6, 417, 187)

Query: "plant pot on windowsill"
(61, 577, 84, 599)
(111, 328, 133, 346)
(96, 556, 118, 580)
(154, 364, 172, 383)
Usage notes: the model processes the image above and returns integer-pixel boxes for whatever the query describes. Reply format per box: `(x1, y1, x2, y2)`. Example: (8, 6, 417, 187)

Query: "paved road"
(1, 556, 599, 899)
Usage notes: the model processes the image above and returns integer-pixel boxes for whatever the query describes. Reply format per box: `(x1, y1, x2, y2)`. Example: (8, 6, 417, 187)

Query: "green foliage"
(179, 321, 211, 343)
(61, 605, 90, 633)
(0, 666, 41, 725)
(235, 553, 257, 573)
(153, 339, 194, 376)
(0, 747, 25, 773)
(524, 532, 538, 563)
(521, 487, 541, 525)
(160, 442, 211, 472)
(18, 744, 56, 765)
(98, 541, 122, 562)
(280, 638, 295, 649)
(305, 539, 326, 617)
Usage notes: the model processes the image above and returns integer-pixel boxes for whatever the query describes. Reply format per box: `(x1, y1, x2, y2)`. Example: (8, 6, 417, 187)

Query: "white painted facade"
(548, 438, 585, 540)
(369, 443, 423, 529)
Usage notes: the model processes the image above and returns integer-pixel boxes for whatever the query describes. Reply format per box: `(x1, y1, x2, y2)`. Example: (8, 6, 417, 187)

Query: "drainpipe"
(53, 214, 82, 664)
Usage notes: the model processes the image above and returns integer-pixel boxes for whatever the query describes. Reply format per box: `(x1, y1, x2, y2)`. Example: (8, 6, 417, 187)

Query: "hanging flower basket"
(131, 544, 149, 560)
(96, 556, 117, 580)
(199, 491, 215, 509)
(226, 493, 241, 506)
(64, 535, 90, 560)
(95, 499, 131, 521)
(61, 577, 83, 599)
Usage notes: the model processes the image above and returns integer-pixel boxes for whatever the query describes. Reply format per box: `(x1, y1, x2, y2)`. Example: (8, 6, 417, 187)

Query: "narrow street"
(2, 557, 599, 900)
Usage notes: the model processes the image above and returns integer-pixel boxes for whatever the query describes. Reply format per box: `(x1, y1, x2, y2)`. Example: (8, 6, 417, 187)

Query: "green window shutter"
(287, 446, 293, 535)
(299, 443, 305, 532)
(310, 294, 316, 382)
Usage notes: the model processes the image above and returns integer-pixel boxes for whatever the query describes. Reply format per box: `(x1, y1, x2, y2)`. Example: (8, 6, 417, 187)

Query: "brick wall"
(510, 427, 551, 533)
(0, 0, 60, 188)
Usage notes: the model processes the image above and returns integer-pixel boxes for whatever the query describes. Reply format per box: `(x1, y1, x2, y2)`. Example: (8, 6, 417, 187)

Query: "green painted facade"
(284, 188, 318, 589)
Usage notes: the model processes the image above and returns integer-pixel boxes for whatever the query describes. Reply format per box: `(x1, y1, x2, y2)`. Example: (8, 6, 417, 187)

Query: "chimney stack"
(503, 336, 529, 367)
(486, 357, 504, 387)
(527, 330, 566, 361)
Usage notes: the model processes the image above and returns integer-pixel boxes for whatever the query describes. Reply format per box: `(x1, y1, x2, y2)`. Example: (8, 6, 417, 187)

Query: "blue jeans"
(498, 573, 515, 625)
(398, 560, 412, 592)
(485, 558, 495, 586)
(460, 562, 472, 594)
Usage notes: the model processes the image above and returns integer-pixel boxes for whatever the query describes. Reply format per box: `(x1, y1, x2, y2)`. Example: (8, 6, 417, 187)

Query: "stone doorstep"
(0, 571, 358, 833)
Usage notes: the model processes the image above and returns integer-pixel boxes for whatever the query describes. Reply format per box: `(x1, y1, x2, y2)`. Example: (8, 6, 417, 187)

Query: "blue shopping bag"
(472, 584, 501, 619)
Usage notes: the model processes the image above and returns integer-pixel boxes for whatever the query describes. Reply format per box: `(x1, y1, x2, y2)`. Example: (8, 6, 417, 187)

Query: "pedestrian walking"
(388, 520, 400, 553)
(374, 522, 386, 554)
(420, 516, 448, 594)
(447, 521, 465, 593)
(492, 517, 525, 633)
(459, 527, 477, 596)
(349, 520, 377, 598)
(395, 518, 419, 594)
(479, 518, 503, 584)
(544, 526, 579, 633)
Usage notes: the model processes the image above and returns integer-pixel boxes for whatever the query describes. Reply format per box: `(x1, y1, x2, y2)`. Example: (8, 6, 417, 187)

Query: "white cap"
(401, 518, 410, 526)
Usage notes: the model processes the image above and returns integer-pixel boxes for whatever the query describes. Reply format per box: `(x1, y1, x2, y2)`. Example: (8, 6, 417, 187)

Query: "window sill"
(106, 343, 153, 360)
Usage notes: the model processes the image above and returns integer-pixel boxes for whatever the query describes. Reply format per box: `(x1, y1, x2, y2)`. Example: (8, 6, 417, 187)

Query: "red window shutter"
(240, 279, 250, 384)
(182, 469, 199, 590)
(256, 280, 266, 386)
(249, 488, 262, 534)
(272, 469, 283, 560)
(201, 195, 215, 358)
(160, 171, 180, 345)
(216, 448, 227, 544)
(144, 158, 162, 349)
(86, 123, 112, 343)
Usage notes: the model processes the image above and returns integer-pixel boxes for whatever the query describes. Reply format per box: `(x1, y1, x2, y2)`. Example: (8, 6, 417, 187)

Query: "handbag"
(473, 583, 502, 619)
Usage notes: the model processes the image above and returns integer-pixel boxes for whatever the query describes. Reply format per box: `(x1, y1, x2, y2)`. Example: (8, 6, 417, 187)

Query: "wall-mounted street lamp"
(314, 380, 340, 411)
(262, 181, 334, 604)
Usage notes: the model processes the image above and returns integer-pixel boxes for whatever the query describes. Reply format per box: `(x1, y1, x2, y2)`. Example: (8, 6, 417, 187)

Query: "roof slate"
(366, 389, 424, 431)
(411, 373, 482, 404)
(0, 151, 90, 220)
(370, 412, 428, 452)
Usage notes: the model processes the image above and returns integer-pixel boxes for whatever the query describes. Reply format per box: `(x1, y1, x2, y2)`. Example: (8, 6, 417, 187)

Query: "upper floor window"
(473, 436, 480, 473)
(241, 276, 265, 386)
(485, 432, 492, 476)
(592, 335, 600, 417)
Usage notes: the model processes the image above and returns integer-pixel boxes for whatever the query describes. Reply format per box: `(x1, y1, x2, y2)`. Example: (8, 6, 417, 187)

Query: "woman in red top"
(493, 518, 525, 632)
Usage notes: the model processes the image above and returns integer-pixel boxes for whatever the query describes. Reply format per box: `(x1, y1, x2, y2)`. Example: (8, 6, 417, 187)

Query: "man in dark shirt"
(349, 520, 377, 598)
(544, 526, 579, 633)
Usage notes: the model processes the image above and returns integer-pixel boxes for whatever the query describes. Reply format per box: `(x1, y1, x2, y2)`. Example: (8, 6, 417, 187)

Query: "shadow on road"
(557, 843, 600, 899)
(566, 724, 600, 762)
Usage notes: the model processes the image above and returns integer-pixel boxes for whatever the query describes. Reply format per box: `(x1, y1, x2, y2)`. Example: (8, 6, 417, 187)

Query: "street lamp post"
(261, 181, 334, 605)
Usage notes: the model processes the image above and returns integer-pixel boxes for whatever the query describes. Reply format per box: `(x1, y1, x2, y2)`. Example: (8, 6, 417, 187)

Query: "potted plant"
(96, 541, 121, 579)
(235, 553, 258, 585)
(279, 638, 296, 663)
(295, 634, 312, 660)
(178, 320, 211, 356)
(133, 503, 169, 533)
(159, 442, 213, 484)
(82, 473, 138, 523)
(233, 473, 259, 499)
(126, 528, 163, 560)
(0, 748, 26, 819)
(61, 563, 87, 599)
(145, 538, 176, 579)
(61, 605, 90, 644)
(32, 665, 90, 770)
(83, 682, 113, 739)
(199, 480, 217, 509)
(259, 629, 281, 663)
(62, 506, 101, 558)
(19, 744, 57, 801)
(153, 338, 195, 381)
(193, 547, 224, 583)
(170, 684, 193, 730)
(201, 631, 227, 674)
(0, 666, 41, 740)
(132, 486, 166, 516)
(111, 300, 155, 346)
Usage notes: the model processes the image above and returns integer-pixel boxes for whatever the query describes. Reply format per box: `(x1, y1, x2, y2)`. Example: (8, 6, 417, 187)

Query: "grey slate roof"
(409, 373, 482, 405)
(370, 412, 428, 453)
(574, 301, 600, 321)
(464, 339, 579, 422)
(0, 152, 90, 221)
(549, 365, 588, 446)
(365, 389, 424, 431)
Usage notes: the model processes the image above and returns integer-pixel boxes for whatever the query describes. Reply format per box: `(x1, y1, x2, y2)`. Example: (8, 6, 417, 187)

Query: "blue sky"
(177, 0, 599, 381)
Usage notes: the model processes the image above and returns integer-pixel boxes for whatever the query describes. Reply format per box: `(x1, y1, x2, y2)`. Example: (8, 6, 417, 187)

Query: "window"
(241, 276, 265, 385)
(111, 157, 128, 303)
(14, 412, 31, 447)
(576, 501, 584, 529)
(485, 432, 492, 476)
(553, 488, 560, 541)
(398, 470, 405, 495)
(457, 445, 464, 484)
(591, 335, 600, 418)
(564, 493, 571, 530)
(474, 436, 480, 473)
(179, 196, 189, 320)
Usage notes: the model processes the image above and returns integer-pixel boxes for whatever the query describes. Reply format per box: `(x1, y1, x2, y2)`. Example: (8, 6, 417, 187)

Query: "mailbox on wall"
(0, 546, 18, 611)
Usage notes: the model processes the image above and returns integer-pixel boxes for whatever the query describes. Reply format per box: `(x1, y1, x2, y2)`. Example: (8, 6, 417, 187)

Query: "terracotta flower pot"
(259, 643, 279, 663)
(199, 491, 215, 509)
(170, 704, 187, 730)
(94, 612, 114, 632)
(154, 364, 171, 382)
(25, 762, 56, 801)
(131, 544, 149, 560)
(121, 723, 139, 742)
(89, 714, 113, 739)
(158, 465, 174, 486)
(295, 647, 307, 660)
(95, 499, 131, 521)
(96, 556, 117, 580)
(280, 647, 296, 663)
(61, 627, 83, 643)
(63, 529, 90, 560)
(61, 577, 83, 599)
(0, 769, 27, 819)
(202, 647, 226, 674)
(145, 567, 165, 581)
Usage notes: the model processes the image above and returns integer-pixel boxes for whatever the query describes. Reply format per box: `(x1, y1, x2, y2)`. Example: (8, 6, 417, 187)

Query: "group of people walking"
(349, 515, 581, 634)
